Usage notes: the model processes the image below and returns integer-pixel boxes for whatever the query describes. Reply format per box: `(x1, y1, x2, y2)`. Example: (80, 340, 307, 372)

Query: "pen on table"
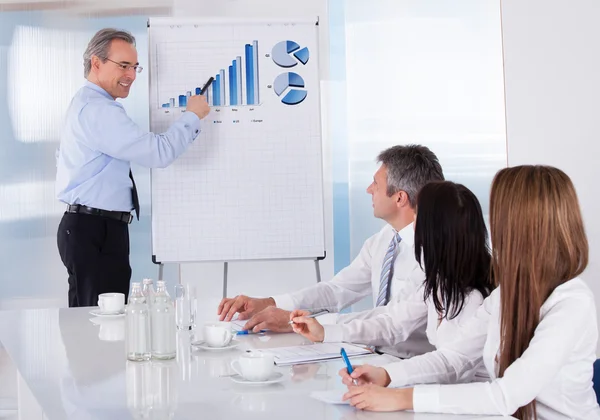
(199, 76, 214, 95)
(288, 310, 329, 325)
(236, 329, 267, 335)
(340, 347, 358, 386)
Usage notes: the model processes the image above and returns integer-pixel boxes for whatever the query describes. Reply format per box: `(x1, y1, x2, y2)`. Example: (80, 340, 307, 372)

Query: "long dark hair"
(490, 166, 588, 420)
(414, 181, 493, 320)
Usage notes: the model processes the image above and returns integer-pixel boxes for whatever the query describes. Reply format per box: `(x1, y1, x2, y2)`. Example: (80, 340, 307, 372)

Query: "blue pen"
(340, 347, 358, 385)
(236, 329, 267, 335)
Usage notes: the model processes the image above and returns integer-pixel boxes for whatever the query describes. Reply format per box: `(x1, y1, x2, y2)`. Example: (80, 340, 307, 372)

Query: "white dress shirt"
(322, 287, 489, 382)
(272, 223, 434, 358)
(385, 278, 600, 419)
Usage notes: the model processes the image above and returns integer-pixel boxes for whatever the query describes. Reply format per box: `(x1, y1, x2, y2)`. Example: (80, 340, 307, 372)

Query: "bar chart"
(160, 40, 260, 109)
(149, 19, 323, 264)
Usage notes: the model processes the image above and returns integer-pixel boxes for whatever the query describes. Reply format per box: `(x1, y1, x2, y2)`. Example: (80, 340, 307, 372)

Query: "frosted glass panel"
(346, 0, 506, 254)
(344, 1, 506, 310)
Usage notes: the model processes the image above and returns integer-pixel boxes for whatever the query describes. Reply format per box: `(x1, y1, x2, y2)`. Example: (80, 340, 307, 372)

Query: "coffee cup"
(98, 293, 125, 314)
(230, 352, 275, 382)
(203, 322, 234, 347)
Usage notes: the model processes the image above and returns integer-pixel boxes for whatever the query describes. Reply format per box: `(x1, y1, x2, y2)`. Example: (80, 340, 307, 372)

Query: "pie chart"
(273, 72, 307, 105)
(271, 40, 310, 68)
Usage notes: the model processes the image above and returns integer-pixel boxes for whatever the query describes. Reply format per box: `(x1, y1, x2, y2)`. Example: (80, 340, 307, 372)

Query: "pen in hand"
(199, 76, 214, 95)
(288, 310, 328, 325)
(341, 347, 359, 386)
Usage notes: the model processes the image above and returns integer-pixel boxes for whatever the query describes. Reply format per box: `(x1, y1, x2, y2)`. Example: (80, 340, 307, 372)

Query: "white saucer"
(89, 317, 121, 326)
(191, 340, 240, 351)
(89, 309, 125, 318)
(230, 372, 284, 385)
(310, 389, 350, 405)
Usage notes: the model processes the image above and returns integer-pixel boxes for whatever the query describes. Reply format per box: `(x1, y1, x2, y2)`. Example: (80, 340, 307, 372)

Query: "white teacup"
(203, 322, 234, 348)
(230, 352, 275, 382)
(98, 293, 125, 314)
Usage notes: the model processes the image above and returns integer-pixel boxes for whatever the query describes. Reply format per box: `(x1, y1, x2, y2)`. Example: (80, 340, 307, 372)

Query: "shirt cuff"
(385, 362, 410, 388)
(178, 112, 201, 140)
(412, 385, 441, 413)
(323, 324, 344, 343)
(271, 294, 295, 311)
(316, 313, 338, 325)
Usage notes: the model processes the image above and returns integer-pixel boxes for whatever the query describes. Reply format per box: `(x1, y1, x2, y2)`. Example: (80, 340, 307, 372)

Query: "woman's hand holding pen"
(338, 364, 391, 387)
(290, 310, 326, 342)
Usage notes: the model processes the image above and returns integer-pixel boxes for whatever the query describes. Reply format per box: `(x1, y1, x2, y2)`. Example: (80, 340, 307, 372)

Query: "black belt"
(66, 204, 133, 224)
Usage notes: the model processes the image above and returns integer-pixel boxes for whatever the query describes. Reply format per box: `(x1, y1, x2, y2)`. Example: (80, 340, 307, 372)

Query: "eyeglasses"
(104, 57, 143, 74)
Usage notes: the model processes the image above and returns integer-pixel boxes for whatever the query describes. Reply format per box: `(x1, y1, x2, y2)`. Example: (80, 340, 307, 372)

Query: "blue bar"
(252, 40, 259, 104)
(229, 65, 234, 105)
(220, 69, 226, 105)
(162, 103, 170, 108)
(214, 74, 220, 106)
(231, 60, 238, 106)
(236, 56, 242, 105)
(195, 87, 201, 95)
(178, 95, 187, 107)
(245, 45, 254, 105)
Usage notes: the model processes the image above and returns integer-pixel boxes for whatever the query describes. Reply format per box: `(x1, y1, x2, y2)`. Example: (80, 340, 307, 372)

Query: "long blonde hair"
(490, 165, 588, 420)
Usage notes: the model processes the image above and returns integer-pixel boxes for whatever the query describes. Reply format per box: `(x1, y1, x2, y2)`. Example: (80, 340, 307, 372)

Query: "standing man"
(56, 28, 210, 307)
(218, 145, 445, 358)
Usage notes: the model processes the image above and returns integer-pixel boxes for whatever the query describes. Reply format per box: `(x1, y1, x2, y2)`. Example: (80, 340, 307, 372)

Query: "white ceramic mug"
(230, 352, 275, 382)
(98, 293, 125, 314)
(203, 322, 234, 347)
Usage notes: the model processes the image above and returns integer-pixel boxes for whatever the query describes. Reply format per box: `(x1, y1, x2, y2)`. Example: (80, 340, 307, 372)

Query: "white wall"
(501, 0, 600, 352)
(171, 0, 335, 311)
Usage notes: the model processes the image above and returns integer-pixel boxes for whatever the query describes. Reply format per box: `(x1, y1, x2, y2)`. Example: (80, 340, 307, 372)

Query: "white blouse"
(322, 286, 489, 382)
(385, 278, 600, 419)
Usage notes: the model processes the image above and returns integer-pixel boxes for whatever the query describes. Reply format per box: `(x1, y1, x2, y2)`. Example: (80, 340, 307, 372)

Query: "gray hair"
(377, 144, 445, 207)
(83, 28, 136, 78)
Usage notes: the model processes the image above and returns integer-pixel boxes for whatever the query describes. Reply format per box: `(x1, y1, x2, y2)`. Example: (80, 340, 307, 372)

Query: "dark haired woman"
(292, 180, 493, 383)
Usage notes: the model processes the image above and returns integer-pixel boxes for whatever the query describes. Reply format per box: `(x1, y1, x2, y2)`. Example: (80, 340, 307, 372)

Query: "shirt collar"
(83, 80, 114, 100)
(393, 222, 415, 246)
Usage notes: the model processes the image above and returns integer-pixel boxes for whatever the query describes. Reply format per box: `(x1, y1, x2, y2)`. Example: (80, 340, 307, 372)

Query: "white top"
(272, 223, 434, 358)
(385, 278, 600, 419)
(322, 287, 489, 382)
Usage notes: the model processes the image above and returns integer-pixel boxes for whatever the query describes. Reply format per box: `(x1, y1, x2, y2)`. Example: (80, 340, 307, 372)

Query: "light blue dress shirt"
(56, 81, 201, 212)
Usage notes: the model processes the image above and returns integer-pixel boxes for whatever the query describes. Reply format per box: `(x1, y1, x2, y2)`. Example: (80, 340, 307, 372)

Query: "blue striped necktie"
(376, 233, 402, 307)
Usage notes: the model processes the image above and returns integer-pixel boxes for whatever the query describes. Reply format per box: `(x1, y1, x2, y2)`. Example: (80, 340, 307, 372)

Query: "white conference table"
(0, 307, 504, 420)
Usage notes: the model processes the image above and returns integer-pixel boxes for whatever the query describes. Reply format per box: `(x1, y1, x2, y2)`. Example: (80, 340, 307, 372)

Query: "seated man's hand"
(243, 306, 294, 333)
(217, 295, 275, 322)
(290, 310, 325, 342)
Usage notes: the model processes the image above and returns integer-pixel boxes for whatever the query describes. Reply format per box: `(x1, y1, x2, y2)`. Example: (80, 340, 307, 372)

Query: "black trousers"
(57, 212, 131, 307)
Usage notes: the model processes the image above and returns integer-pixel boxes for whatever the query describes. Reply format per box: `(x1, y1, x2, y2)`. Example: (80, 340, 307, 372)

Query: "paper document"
(310, 390, 349, 405)
(231, 320, 247, 331)
(258, 343, 372, 366)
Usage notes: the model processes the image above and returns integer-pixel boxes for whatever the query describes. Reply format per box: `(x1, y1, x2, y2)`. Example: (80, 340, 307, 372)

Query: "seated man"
(217, 144, 444, 358)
